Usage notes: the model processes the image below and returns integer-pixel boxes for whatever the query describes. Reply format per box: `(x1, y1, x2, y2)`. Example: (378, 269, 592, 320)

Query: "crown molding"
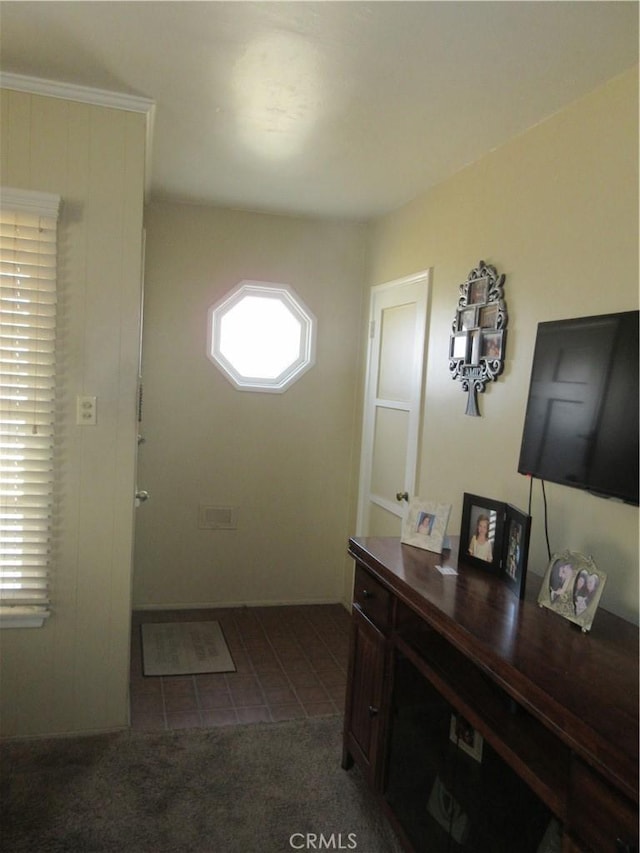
(0, 72, 154, 114)
(1, 73, 156, 199)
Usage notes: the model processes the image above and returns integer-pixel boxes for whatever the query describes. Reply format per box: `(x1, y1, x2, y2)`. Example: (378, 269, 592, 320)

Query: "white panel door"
(357, 271, 430, 536)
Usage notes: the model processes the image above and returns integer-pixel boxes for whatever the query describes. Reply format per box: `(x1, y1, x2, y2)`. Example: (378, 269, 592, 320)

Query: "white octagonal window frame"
(207, 281, 317, 393)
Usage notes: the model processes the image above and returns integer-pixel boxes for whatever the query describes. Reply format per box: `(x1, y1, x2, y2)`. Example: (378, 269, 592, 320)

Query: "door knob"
(135, 490, 149, 502)
(396, 492, 409, 502)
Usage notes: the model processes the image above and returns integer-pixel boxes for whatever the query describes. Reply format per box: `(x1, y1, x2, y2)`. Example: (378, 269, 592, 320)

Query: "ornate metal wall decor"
(449, 261, 507, 416)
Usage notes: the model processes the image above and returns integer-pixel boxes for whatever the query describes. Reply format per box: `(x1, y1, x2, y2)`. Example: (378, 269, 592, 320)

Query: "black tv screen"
(518, 310, 639, 505)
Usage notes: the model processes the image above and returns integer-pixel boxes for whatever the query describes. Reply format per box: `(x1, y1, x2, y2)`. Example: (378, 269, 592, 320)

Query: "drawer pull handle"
(362, 589, 374, 599)
(368, 705, 379, 718)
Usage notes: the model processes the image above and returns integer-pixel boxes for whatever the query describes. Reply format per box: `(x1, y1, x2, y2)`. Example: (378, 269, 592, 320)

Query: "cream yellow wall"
(0, 90, 146, 736)
(133, 203, 366, 608)
(365, 68, 639, 623)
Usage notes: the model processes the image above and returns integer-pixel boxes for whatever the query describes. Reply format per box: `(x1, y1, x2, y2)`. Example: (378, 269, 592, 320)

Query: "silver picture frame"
(538, 550, 607, 632)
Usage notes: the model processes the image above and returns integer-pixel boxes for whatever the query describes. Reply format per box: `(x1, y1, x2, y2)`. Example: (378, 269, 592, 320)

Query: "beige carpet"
(141, 621, 236, 676)
(0, 716, 403, 853)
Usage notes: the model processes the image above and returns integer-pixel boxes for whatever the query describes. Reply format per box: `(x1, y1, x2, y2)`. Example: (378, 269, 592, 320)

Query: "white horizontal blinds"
(0, 189, 61, 612)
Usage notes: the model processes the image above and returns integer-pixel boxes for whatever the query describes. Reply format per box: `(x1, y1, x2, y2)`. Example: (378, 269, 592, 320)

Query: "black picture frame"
(459, 493, 505, 575)
(460, 493, 532, 597)
(501, 504, 531, 600)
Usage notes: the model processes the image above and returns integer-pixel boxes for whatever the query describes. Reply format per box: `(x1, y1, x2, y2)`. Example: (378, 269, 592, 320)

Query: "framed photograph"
(460, 493, 505, 574)
(402, 498, 451, 554)
(457, 306, 477, 331)
(479, 303, 499, 329)
(449, 261, 507, 416)
(450, 332, 469, 361)
(460, 494, 531, 593)
(468, 277, 489, 305)
(537, 551, 607, 632)
(426, 777, 469, 845)
(480, 329, 503, 360)
(501, 505, 531, 600)
(449, 713, 483, 763)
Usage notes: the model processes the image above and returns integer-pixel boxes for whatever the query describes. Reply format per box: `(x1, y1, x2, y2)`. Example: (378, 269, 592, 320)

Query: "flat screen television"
(518, 310, 639, 506)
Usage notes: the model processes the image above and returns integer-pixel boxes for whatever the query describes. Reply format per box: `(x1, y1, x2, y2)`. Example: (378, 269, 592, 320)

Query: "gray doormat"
(141, 621, 236, 676)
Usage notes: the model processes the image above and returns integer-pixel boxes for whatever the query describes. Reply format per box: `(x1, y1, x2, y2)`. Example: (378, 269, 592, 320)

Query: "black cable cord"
(540, 479, 551, 560)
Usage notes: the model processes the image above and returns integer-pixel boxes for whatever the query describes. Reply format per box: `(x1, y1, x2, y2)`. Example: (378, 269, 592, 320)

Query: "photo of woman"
(573, 570, 601, 616)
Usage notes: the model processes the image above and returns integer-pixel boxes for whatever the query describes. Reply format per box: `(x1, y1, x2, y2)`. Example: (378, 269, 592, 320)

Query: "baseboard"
(0, 724, 129, 743)
(132, 598, 349, 611)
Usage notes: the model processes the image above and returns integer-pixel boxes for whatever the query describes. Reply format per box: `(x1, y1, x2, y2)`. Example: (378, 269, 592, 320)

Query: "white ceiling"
(1, 1, 637, 220)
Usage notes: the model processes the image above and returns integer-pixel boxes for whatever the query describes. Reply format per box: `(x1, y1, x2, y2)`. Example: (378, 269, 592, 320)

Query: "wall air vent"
(198, 505, 239, 530)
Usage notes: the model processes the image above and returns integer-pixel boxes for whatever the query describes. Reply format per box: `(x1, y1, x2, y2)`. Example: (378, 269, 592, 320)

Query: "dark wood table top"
(348, 535, 639, 803)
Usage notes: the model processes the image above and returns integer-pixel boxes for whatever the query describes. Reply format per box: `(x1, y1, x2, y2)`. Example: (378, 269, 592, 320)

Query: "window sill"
(0, 608, 50, 629)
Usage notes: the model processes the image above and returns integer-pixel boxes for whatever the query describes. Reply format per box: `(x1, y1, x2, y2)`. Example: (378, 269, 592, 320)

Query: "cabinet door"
(385, 653, 555, 853)
(343, 605, 387, 787)
(568, 757, 639, 853)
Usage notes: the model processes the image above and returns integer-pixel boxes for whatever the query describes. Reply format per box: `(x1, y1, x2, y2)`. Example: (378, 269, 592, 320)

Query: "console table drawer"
(569, 757, 638, 852)
(353, 566, 391, 632)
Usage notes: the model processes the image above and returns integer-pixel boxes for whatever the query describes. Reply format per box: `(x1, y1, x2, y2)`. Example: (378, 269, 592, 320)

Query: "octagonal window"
(207, 281, 316, 392)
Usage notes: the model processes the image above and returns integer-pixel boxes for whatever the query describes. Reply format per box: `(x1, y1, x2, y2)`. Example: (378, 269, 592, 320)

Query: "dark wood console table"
(342, 536, 639, 853)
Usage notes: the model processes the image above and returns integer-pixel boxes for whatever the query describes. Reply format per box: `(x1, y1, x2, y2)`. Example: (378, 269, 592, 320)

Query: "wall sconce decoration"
(449, 260, 507, 416)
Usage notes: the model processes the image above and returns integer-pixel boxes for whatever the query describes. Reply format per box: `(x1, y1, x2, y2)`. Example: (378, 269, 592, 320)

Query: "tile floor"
(129, 604, 350, 731)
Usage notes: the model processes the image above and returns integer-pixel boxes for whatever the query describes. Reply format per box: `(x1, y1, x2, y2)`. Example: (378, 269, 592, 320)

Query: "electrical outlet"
(76, 395, 97, 425)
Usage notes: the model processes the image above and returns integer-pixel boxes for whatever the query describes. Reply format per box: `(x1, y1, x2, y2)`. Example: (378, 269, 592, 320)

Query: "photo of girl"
(468, 512, 494, 563)
(459, 493, 509, 575)
(416, 512, 435, 535)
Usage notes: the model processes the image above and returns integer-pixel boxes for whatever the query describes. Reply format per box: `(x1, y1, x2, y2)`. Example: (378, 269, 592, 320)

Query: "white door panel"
(357, 271, 430, 536)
